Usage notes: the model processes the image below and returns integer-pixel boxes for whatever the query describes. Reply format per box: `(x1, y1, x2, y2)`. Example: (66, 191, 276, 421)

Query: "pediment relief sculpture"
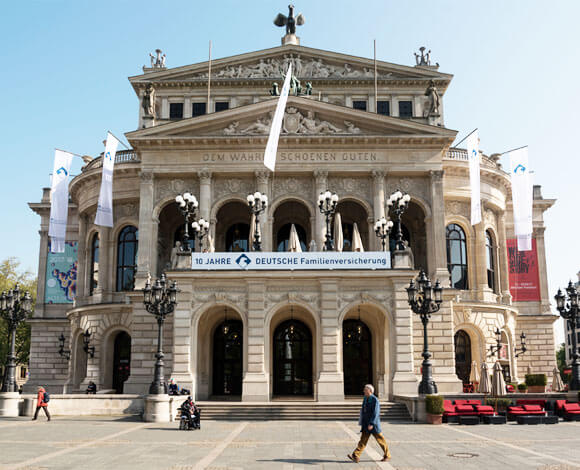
(193, 55, 395, 80)
(222, 107, 360, 136)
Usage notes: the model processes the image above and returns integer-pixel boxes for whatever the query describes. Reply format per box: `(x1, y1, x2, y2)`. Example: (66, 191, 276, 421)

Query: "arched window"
(174, 226, 195, 252)
(89, 233, 99, 295)
(276, 223, 307, 252)
(225, 223, 249, 252)
(486, 230, 497, 293)
(454, 330, 471, 384)
(446, 224, 468, 290)
(116, 226, 138, 291)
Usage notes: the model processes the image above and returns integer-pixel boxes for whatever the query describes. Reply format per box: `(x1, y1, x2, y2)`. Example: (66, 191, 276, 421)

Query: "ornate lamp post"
(555, 282, 580, 390)
(82, 329, 95, 358)
(58, 333, 71, 360)
(387, 189, 411, 251)
(175, 192, 199, 251)
(247, 191, 268, 252)
(489, 327, 502, 357)
(143, 274, 178, 394)
(406, 270, 443, 395)
(0, 285, 33, 392)
(191, 218, 210, 252)
(317, 190, 339, 251)
(374, 216, 393, 251)
(515, 332, 527, 358)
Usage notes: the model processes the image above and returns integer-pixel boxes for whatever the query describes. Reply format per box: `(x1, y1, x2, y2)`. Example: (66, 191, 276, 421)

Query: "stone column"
(76, 214, 88, 299)
(534, 227, 551, 314)
(36, 230, 49, 317)
(255, 170, 271, 251)
(243, 281, 269, 401)
(318, 280, 344, 401)
(198, 169, 212, 252)
(95, 226, 111, 299)
(314, 170, 328, 250)
(497, 211, 512, 304)
(170, 283, 194, 391)
(474, 221, 488, 301)
(427, 170, 450, 285)
(135, 171, 155, 288)
(372, 170, 386, 251)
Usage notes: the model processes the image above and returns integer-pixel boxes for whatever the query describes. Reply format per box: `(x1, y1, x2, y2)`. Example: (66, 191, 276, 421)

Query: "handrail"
(83, 149, 139, 171)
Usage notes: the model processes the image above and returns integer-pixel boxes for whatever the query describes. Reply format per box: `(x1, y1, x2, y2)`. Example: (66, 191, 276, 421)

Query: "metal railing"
(83, 149, 139, 171)
(445, 148, 500, 170)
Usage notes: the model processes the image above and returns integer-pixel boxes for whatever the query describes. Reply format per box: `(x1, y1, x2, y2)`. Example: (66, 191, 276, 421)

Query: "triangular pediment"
(126, 97, 457, 144)
(129, 44, 452, 90)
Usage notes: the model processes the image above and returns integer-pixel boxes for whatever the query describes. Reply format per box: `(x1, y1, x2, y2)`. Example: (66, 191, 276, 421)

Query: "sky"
(1, 1, 578, 342)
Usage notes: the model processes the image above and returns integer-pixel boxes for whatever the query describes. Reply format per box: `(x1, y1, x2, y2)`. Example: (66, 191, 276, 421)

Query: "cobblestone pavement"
(0, 417, 579, 470)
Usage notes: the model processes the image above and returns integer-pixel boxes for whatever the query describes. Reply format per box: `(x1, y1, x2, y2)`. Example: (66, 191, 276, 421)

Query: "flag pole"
(54, 148, 84, 158)
(499, 144, 528, 156)
(107, 131, 131, 150)
(207, 40, 212, 114)
(453, 128, 478, 148)
(374, 39, 378, 113)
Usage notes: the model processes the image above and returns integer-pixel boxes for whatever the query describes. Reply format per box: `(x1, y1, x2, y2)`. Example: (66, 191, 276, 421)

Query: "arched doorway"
(215, 201, 251, 252)
(336, 200, 369, 251)
(273, 200, 311, 251)
(343, 319, 372, 396)
(454, 330, 471, 384)
(273, 319, 313, 396)
(73, 333, 87, 391)
(112, 332, 131, 394)
(212, 320, 243, 396)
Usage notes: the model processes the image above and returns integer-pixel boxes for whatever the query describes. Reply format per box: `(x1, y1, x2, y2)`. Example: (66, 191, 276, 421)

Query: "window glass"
(377, 101, 390, 116)
(398, 100, 413, 118)
(486, 231, 496, 292)
(226, 224, 250, 252)
(169, 103, 183, 119)
(446, 224, 468, 289)
(192, 102, 207, 116)
(215, 101, 229, 112)
(116, 226, 138, 291)
(89, 234, 99, 295)
(276, 223, 307, 252)
(353, 100, 367, 111)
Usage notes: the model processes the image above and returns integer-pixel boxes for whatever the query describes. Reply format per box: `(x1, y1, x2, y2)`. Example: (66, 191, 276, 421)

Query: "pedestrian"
(347, 384, 390, 463)
(86, 381, 97, 394)
(32, 386, 51, 421)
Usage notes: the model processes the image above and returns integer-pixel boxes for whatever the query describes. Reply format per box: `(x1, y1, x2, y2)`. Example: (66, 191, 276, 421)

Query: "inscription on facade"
(202, 152, 377, 163)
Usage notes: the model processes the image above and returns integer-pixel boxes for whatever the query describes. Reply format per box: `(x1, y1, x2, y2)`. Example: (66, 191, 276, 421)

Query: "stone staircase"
(194, 401, 411, 421)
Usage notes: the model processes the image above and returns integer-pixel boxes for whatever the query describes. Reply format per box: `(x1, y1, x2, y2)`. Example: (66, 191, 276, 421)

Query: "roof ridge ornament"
(274, 4, 305, 46)
(414, 46, 439, 68)
(143, 48, 166, 73)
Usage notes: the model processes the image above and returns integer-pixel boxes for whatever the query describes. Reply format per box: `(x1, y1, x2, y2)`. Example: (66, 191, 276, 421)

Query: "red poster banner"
(507, 238, 541, 301)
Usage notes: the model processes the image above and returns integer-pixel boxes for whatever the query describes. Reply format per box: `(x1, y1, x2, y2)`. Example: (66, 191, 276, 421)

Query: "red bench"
(443, 399, 495, 423)
(507, 399, 546, 421)
(561, 402, 580, 421)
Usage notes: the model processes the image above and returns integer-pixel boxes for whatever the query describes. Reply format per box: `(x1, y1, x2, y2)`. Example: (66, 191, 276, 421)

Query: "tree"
(0, 258, 36, 372)
(556, 342, 569, 383)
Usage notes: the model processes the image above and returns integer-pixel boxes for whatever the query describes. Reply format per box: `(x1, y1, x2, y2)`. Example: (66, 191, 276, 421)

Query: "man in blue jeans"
(348, 384, 390, 463)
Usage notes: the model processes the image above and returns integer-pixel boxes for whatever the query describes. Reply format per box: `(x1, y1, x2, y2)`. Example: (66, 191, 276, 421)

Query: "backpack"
(43, 392, 50, 403)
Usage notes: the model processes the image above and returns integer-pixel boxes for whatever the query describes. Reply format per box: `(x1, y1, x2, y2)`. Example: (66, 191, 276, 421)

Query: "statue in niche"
(424, 80, 440, 116)
(142, 84, 155, 117)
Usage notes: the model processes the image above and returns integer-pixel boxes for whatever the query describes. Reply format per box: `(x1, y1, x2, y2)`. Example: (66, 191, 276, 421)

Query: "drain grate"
(448, 452, 479, 459)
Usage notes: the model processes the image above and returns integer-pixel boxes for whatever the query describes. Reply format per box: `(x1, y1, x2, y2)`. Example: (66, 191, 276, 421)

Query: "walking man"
(348, 384, 390, 463)
(32, 386, 51, 421)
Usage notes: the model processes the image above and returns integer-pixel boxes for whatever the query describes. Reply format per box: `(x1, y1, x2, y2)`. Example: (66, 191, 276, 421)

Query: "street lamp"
(142, 273, 178, 394)
(374, 216, 394, 252)
(58, 333, 71, 361)
(555, 282, 580, 390)
(247, 191, 268, 252)
(191, 218, 210, 252)
(489, 327, 502, 357)
(175, 192, 199, 252)
(515, 332, 527, 358)
(0, 285, 33, 392)
(387, 189, 411, 251)
(317, 190, 339, 251)
(406, 270, 443, 395)
(82, 329, 95, 358)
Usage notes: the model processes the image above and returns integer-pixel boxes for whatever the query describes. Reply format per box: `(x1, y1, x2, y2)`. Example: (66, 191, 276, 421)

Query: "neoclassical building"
(27, 34, 557, 401)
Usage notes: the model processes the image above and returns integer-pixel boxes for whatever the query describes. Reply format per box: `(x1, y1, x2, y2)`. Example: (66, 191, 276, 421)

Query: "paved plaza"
(0, 417, 579, 470)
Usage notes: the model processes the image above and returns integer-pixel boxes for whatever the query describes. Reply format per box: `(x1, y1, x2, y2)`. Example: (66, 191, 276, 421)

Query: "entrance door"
(273, 320, 313, 396)
(454, 330, 471, 384)
(343, 320, 373, 396)
(213, 320, 243, 396)
(112, 332, 131, 394)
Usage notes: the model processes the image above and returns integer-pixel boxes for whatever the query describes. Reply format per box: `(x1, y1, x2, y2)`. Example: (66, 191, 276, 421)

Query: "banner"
(45, 241, 77, 303)
(95, 132, 120, 227)
(466, 130, 481, 225)
(264, 63, 292, 172)
(48, 150, 74, 253)
(191, 251, 391, 271)
(507, 238, 541, 301)
(508, 147, 533, 251)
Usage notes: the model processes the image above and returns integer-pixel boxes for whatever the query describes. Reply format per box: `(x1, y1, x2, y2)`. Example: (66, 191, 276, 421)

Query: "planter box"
(528, 386, 546, 393)
(426, 413, 442, 425)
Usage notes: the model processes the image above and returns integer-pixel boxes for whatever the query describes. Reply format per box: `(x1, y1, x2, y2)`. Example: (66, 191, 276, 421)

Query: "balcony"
(444, 148, 502, 171)
(82, 149, 139, 172)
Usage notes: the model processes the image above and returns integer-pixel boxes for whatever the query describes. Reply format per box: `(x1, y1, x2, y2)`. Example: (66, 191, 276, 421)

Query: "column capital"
(198, 168, 212, 183)
(254, 170, 270, 185)
(140, 170, 154, 183)
(371, 170, 386, 181)
(429, 169, 444, 182)
(314, 170, 328, 184)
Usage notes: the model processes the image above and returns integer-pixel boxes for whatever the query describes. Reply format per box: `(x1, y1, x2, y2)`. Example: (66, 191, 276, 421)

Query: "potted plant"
(425, 395, 444, 424)
(484, 397, 512, 414)
(525, 374, 548, 393)
(517, 383, 528, 394)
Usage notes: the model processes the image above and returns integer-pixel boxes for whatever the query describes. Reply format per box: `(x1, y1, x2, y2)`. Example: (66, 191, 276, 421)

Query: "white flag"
(264, 64, 292, 172)
(95, 132, 120, 227)
(48, 150, 74, 253)
(509, 147, 533, 251)
(467, 130, 481, 225)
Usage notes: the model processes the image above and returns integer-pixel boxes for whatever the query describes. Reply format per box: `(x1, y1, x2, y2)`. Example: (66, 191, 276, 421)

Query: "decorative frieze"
(445, 199, 470, 219)
(155, 178, 198, 205)
(272, 177, 313, 200)
(328, 176, 371, 203)
(213, 178, 254, 201)
(386, 177, 430, 205)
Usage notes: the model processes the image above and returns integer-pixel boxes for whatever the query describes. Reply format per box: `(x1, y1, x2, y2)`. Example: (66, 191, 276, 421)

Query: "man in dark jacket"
(348, 384, 390, 463)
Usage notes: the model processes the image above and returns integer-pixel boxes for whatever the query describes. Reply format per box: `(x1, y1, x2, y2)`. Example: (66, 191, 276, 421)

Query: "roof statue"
(414, 46, 439, 68)
(147, 49, 166, 70)
(274, 4, 305, 46)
